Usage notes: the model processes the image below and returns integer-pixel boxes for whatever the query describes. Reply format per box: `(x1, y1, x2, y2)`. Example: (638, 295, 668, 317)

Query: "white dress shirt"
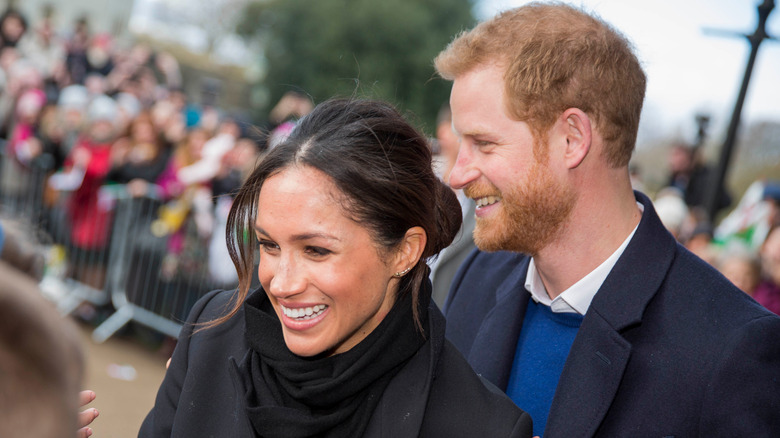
(525, 203, 644, 314)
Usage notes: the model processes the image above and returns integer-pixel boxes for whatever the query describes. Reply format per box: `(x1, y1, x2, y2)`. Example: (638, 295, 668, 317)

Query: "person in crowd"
(153, 128, 213, 283)
(434, 3, 780, 436)
(653, 186, 690, 242)
(429, 103, 476, 307)
(267, 91, 312, 149)
(1, 87, 47, 205)
(666, 141, 730, 214)
(48, 94, 119, 289)
(718, 244, 762, 297)
(64, 16, 90, 86)
(684, 221, 717, 265)
(107, 110, 170, 197)
(0, 8, 27, 52)
(754, 225, 780, 315)
(208, 136, 263, 288)
(18, 4, 65, 97)
(139, 98, 532, 437)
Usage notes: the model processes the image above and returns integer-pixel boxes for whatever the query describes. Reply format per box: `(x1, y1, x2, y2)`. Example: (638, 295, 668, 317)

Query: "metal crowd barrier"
(92, 191, 223, 343)
(0, 147, 234, 343)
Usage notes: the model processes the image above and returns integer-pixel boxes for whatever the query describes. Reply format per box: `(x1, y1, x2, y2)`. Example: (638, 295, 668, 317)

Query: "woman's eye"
(258, 240, 280, 253)
(306, 246, 331, 257)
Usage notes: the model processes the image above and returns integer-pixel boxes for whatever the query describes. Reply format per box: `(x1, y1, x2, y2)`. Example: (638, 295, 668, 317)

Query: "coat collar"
(545, 190, 679, 437)
(466, 255, 531, 389)
(363, 301, 447, 437)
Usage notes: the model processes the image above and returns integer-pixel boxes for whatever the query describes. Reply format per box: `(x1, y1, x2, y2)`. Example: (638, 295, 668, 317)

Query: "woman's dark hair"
(209, 98, 462, 330)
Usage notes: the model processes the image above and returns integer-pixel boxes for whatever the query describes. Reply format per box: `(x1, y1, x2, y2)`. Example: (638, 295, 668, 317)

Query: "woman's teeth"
(282, 304, 328, 320)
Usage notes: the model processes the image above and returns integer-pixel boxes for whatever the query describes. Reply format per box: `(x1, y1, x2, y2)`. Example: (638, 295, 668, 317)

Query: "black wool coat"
(139, 288, 532, 438)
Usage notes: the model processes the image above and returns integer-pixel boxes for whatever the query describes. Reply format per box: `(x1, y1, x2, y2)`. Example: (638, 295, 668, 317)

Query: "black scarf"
(231, 284, 430, 438)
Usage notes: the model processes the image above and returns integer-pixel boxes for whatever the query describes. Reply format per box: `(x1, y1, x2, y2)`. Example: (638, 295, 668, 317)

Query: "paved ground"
(77, 322, 169, 438)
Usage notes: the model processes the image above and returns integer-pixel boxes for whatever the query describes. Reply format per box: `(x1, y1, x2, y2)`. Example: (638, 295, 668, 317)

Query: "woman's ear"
(393, 226, 427, 275)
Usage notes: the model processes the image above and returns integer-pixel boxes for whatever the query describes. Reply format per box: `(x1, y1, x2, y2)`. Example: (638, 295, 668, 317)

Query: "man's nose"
(448, 145, 480, 190)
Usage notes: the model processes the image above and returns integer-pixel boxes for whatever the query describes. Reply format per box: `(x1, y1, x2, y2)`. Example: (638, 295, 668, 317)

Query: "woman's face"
(255, 165, 398, 357)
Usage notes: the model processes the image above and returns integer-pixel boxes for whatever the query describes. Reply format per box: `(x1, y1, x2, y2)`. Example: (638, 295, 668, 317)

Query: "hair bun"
(430, 179, 463, 256)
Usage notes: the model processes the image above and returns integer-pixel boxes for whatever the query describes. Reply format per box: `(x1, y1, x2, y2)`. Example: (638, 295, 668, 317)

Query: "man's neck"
(534, 187, 642, 300)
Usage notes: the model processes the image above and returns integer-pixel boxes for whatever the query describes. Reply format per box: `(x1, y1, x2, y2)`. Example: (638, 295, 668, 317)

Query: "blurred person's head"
(0, 9, 28, 48)
(668, 143, 695, 176)
(0, 217, 82, 438)
(84, 73, 107, 96)
(57, 85, 89, 131)
(151, 99, 176, 132)
(269, 91, 313, 125)
(86, 33, 112, 71)
(15, 88, 46, 125)
(0, 261, 83, 438)
(223, 137, 260, 178)
(435, 103, 459, 185)
(685, 221, 715, 264)
(654, 187, 689, 240)
(115, 92, 141, 131)
(763, 181, 780, 229)
(718, 246, 761, 296)
(218, 118, 241, 139)
(0, 44, 17, 71)
(175, 128, 209, 167)
(86, 94, 119, 143)
(199, 106, 221, 133)
(7, 58, 43, 96)
(760, 226, 780, 286)
(129, 111, 158, 146)
(163, 111, 186, 145)
(217, 99, 462, 346)
(129, 43, 152, 68)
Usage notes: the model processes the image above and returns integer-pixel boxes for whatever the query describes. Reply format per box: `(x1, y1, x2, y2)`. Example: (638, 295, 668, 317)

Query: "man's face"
(449, 64, 575, 255)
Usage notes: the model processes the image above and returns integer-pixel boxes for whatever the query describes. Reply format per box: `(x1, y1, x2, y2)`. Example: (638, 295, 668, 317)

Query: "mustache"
(464, 181, 501, 199)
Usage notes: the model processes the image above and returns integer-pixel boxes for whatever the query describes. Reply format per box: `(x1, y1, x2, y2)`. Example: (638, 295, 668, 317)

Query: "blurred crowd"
(643, 141, 780, 316)
(0, 7, 278, 298)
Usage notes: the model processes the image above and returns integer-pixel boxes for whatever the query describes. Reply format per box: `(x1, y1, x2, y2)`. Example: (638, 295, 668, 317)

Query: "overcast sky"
(476, 0, 780, 144)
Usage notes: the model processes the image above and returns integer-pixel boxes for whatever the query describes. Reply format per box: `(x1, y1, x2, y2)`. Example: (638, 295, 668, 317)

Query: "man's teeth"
(282, 304, 328, 320)
(475, 196, 501, 208)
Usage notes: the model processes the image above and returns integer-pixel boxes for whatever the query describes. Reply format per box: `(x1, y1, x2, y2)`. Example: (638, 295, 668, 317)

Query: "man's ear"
(560, 108, 592, 169)
(393, 226, 427, 275)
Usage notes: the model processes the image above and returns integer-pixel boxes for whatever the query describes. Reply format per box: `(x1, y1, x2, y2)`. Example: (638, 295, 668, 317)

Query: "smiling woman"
(138, 99, 532, 438)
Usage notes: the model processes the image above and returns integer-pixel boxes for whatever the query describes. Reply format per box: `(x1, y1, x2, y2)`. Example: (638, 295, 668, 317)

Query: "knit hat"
(58, 85, 89, 112)
(87, 94, 119, 124)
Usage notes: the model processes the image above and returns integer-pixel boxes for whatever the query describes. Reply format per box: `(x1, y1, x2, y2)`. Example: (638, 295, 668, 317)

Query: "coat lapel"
(545, 191, 678, 437)
(467, 257, 531, 390)
(364, 305, 447, 437)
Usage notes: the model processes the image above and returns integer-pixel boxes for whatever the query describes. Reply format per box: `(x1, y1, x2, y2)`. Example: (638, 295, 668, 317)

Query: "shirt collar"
(525, 202, 644, 314)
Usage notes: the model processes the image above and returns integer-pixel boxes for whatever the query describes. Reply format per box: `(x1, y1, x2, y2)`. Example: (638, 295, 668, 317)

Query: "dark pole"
(705, 0, 776, 221)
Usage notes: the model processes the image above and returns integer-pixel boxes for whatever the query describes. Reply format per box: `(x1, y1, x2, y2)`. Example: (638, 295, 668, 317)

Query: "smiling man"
(435, 2, 780, 437)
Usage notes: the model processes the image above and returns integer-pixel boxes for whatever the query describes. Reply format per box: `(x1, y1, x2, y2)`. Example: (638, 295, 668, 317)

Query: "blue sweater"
(506, 297, 583, 437)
